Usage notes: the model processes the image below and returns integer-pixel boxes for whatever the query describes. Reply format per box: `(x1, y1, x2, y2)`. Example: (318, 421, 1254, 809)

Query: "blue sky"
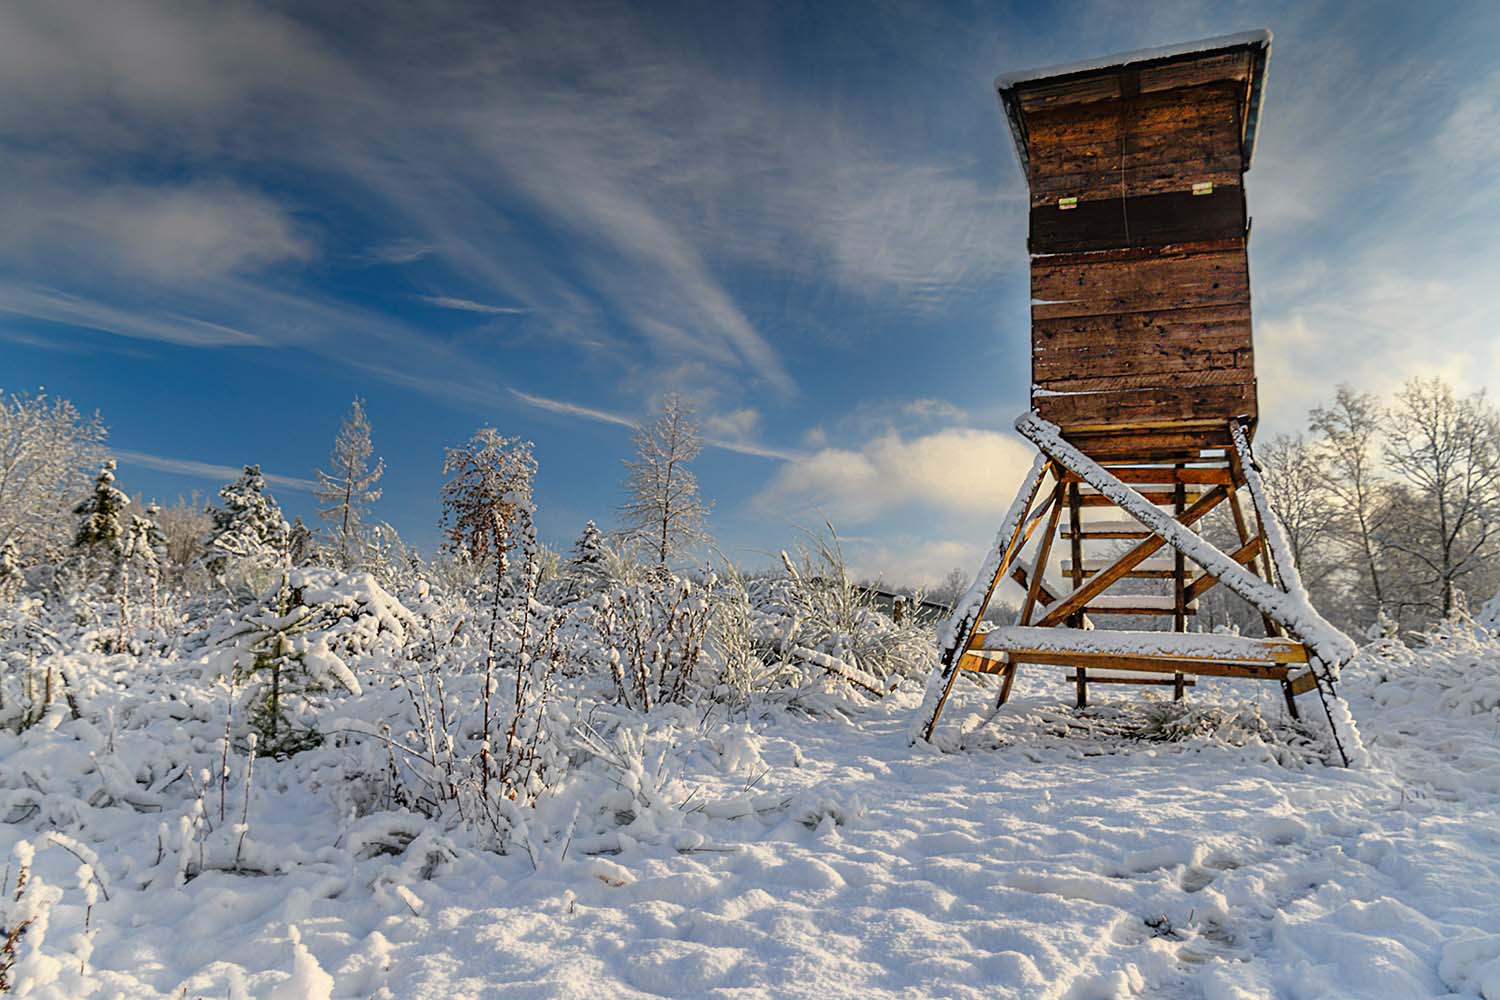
(3, 0, 1499, 584)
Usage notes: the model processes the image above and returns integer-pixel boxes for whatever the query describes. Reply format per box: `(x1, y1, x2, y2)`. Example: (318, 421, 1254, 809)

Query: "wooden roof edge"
(995, 29, 1273, 177)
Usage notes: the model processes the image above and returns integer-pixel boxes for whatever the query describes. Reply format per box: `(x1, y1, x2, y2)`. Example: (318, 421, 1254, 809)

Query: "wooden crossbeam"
(1060, 467, 1233, 486)
(1035, 486, 1227, 627)
(1076, 491, 1199, 507)
(1065, 672, 1197, 687)
(1085, 601, 1197, 616)
(986, 652, 1290, 681)
(1061, 519, 1153, 539)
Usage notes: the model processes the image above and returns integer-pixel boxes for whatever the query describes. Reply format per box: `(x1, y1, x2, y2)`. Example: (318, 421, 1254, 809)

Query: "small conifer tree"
(72, 460, 130, 580)
(204, 465, 291, 591)
(315, 398, 384, 569)
(562, 519, 610, 597)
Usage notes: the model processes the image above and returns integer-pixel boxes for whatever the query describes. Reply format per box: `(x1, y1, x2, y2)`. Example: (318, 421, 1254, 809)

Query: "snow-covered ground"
(4, 627, 1499, 999)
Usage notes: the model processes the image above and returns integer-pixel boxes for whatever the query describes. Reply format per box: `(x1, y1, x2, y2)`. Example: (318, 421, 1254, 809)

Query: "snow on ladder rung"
(1061, 556, 1180, 577)
(1059, 517, 1154, 538)
(1085, 594, 1199, 614)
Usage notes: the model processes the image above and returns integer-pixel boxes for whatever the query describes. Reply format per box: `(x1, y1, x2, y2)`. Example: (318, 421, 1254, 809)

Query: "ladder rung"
(1085, 595, 1197, 615)
(1061, 518, 1154, 539)
(1075, 492, 1198, 507)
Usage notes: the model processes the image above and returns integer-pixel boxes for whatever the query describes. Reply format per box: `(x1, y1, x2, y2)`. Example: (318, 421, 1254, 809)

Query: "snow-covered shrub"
(709, 563, 791, 702)
(211, 569, 412, 756)
(0, 540, 21, 603)
(383, 558, 576, 851)
(770, 525, 934, 687)
(0, 598, 74, 733)
(593, 573, 714, 710)
(1352, 611, 1500, 719)
(1139, 701, 1280, 746)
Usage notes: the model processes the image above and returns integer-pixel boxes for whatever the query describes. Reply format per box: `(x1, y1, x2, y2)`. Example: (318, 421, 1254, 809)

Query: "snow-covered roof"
(993, 29, 1271, 90)
(995, 29, 1273, 175)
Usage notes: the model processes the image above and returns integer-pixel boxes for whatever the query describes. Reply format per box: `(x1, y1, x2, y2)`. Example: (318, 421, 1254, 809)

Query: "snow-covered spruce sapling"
(0, 540, 20, 604)
(556, 520, 611, 600)
(69, 460, 137, 649)
(211, 575, 384, 755)
(203, 465, 292, 597)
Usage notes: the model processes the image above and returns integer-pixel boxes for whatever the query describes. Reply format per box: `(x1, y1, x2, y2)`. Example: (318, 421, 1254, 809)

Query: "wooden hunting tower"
(917, 32, 1361, 763)
(1003, 30, 1269, 461)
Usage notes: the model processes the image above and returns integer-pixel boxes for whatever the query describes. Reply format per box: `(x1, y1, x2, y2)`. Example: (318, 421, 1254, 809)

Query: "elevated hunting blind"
(916, 31, 1361, 763)
(1006, 29, 1268, 458)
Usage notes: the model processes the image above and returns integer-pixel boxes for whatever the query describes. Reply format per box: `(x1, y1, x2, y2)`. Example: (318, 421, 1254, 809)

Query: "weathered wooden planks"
(1030, 242, 1250, 321)
(1033, 302, 1252, 380)
(1025, 82, 1245, 217)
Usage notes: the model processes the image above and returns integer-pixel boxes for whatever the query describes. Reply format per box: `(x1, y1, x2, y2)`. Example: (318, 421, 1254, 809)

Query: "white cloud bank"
(756, 426, 1035, 522)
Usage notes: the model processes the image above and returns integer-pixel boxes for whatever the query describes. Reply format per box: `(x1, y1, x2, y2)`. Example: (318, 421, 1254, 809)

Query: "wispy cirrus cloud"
(511, 389, 804, 462)
(115, 449, 316, 492)
(418, 295, 528, 316)
(0, 283, 263, 348)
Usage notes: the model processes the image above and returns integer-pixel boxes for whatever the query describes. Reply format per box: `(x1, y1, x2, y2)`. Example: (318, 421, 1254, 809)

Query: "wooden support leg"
(996, 659, 1018, 707)
(1281, 679, 1301, 719)
(919, 458, 1052, 741)
(1068, 481, 1086, 709)
(1174, 673, 1186, 701)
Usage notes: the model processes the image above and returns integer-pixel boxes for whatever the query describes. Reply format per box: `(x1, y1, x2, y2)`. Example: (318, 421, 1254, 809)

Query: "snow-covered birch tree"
(315, 398, 384, 569)
(619, 394, 712, 568)
(1310, 385, 1393, 626)
(1381, 377, 1500, 621)
(1259, 433, 1338, 589)
(0, 390, 108, 560)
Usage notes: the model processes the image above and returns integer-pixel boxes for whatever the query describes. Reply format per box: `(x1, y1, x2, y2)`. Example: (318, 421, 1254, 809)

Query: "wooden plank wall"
(1019, 61, 1259, 439)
